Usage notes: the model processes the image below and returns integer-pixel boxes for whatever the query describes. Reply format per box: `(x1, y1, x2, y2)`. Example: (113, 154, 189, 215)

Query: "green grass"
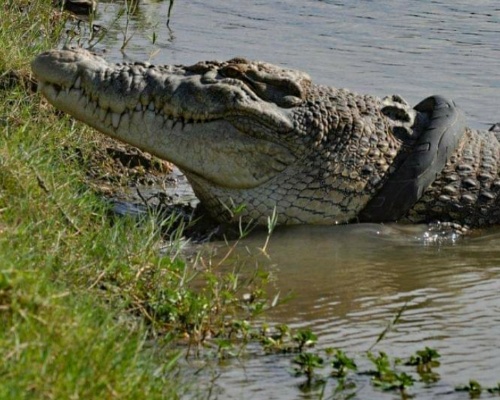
(0, 2, 274, 398)
(0, 5, 183, 396)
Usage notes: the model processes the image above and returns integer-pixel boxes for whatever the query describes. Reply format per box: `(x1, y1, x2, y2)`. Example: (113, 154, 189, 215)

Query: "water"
(85, 1, 500, 398)
(206, 224, 500, 398)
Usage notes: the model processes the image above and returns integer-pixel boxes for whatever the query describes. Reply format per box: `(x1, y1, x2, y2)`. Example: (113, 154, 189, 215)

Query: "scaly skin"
(404, 127, 500, 227)
(31, 48, 500, 227)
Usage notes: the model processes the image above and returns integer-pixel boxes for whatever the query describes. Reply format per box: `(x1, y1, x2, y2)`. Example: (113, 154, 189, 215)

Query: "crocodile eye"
(184, 62, 215, 74)
(220, 65, 244, 79)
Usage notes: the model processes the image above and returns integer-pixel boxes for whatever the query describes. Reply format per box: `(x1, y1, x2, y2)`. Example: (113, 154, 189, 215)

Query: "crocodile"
(31, 48, 500, 227)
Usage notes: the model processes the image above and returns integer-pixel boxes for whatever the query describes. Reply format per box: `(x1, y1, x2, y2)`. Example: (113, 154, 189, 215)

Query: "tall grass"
(0, 3, 190, 398)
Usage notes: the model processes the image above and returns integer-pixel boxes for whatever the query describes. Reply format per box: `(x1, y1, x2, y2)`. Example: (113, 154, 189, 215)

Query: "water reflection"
(220, 224, 500, 326)
(208, 224, 500, 397)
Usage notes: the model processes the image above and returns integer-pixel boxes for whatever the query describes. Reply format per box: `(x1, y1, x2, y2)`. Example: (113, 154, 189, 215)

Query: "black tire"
(360, 95, 466, 222)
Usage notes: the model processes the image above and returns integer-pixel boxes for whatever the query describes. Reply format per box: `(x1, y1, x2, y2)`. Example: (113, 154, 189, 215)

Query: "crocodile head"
(32, 48, 416, 225)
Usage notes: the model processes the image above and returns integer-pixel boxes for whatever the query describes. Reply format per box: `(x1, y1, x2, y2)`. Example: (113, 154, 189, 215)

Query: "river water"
(87, 1, 500, 398)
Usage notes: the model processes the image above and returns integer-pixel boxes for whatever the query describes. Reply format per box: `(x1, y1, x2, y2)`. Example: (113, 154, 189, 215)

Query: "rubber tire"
(359, 95, 466, 223)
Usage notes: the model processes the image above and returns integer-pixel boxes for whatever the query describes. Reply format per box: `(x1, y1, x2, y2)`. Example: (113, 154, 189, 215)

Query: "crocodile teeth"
(112, 112, 121, 129)
(164, 119, 174, 130)
(74, 77, 81, 89)
(104, 112, 113, 128)
(98, 107, 107, 122)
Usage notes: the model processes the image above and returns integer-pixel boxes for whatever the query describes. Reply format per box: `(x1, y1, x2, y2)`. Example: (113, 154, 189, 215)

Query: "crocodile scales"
(31, 48, 500, 227)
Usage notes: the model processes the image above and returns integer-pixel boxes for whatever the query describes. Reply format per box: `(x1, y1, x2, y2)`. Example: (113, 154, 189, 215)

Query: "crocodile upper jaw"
(32, 48, 297, 189)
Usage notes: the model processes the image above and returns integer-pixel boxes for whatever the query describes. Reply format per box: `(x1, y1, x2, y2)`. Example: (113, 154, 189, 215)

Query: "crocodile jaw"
(31, 48, 296, 189)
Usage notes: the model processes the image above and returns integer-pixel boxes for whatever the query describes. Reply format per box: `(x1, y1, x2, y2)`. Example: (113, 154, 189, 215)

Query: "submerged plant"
(292, 352, 325, 384)
(293, 328, 318, 353)
(405, 346, 441, 383)
(456, 380, 482, 398)
(405, 347, 441, 369)
(367, 351, 392, 377)
(329, 349, 357, 378)
(487, 383, 500, 394)
(456, 380, 500, 397)
(284, 303, 443, 398)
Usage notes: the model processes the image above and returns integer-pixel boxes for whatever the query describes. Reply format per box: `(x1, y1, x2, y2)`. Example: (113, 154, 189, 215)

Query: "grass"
(0, 2, 276, 398)
(0, 3, 182, 398)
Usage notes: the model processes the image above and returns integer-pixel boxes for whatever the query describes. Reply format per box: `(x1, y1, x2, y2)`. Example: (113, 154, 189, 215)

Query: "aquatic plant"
(292, 352, 325, 384)
(329, 349, 357, 378)
(293, 328, 318, 353)
(455, 380, 483, 398)
(283, 305, 446, 398)
(405, 346, 441, 383)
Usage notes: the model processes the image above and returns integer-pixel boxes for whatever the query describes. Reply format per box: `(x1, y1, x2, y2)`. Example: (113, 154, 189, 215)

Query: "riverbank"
(0, 3, 181, 397)
(0, 3, 273, 398)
